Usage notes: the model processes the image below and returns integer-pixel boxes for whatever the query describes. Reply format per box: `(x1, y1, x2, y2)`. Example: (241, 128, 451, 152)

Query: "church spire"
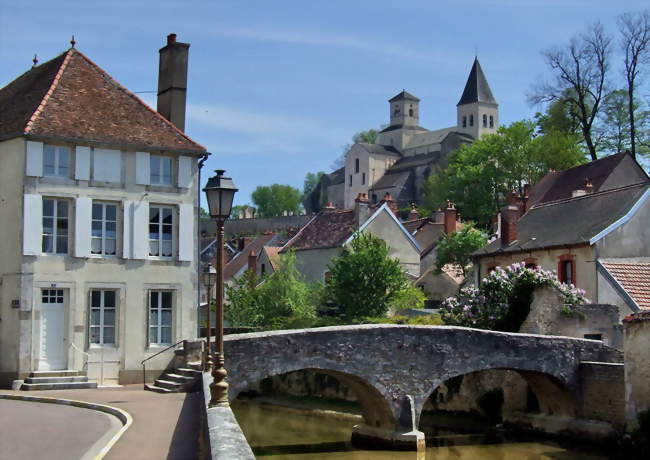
(457, 58, 496, 106)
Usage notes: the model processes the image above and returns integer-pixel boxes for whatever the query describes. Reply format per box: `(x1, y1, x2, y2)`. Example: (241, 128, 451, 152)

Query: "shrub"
(440, 262, 587, 331)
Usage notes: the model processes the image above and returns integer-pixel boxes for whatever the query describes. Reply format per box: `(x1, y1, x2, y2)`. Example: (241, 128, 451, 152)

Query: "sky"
(1, 1, 647, 206)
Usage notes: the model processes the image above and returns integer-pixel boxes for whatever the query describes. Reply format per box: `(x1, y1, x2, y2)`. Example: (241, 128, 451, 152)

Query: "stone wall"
(522, 287, 623, 349)
(578, 362, 626, 428)
(201, 215, 313, 237)
(624, 311, 650, 429)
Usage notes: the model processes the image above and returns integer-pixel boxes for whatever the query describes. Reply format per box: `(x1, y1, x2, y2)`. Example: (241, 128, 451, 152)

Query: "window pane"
(42, 235, 53, 253)
(150, 310, 159, 326)
(149, 224, 159, 240)
(150, 291, 158, 308)
(162, 309, 172, 326)
(162, 208, 172, 224)
(103, 327, 115, 344)
(91, 238, 102, 254)
(56, 236, 67, 254)
(149, 207, 160, 223)
(90, 327, 100, 344)
(149, 241, 159, 256)
(92, 221, 102, 237)
(106, 221, 116, 237)
(104, 291, 116, 309)
(161, 327, 171, 344)
(161, 241, 172, 257)
(44, 147, 56, 174)
(57, 218, 68, 234)
(162, 158, 172, 184)
(57, 201, 68, 217)
(149, 327, 157, 343)
(58, 148, 69, 167)
(43, 218, 53, 234)
(105, 205, 117, 221)
(104, 309, 115, 326)
(91, 309, 101, 325)
(91, 290, 101, 307)
(150, 157, 160, 183)
(105, 239, 116, 255)
(43, 199, 54, 217)
(92, 204, 102, 220)
(161, 291, 172, 308)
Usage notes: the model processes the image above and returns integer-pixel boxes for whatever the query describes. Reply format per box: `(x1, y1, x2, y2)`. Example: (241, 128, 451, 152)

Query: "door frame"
(37, 286, 69, 371)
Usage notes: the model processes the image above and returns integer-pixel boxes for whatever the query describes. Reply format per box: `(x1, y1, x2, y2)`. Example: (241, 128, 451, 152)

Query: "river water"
(232, 401, 610, 459)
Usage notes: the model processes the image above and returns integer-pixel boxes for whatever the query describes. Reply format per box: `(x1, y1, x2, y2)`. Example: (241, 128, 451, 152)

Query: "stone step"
(176, 368, 203, 377)
(185, 361, 203, 371)
(144, 383, 174, 394)
(21, 381, 98, 391)
(24, 376, 88, 384)
(29, 370, 80, 378)
(153, 379, 183, 391)
(164, 373, 195, 383)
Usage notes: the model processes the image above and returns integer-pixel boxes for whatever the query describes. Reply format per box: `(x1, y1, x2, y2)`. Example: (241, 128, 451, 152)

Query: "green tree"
(422, 121, 584, 227)
(303, 171, 325, 197)
(434, 224, 488, 278)
(324, 232, 414, 321)
(199, 207, 209, 218)
(225, 251, 316, 330)
(251, 184, 303, 217)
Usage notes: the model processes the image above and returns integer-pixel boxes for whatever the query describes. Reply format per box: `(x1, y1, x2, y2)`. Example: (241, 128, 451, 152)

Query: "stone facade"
(623, 311, 650, 429)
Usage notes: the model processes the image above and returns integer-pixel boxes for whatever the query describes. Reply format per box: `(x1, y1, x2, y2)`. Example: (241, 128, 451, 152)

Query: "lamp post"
(203, 169, 238, 406)
(200, 263, 217, 371)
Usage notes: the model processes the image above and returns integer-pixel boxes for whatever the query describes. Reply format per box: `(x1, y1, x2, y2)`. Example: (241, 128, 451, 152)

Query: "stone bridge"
(224, 325, 623, 449)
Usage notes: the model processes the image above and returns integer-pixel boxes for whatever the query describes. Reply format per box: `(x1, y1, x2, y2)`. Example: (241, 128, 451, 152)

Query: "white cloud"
(207, 25, 464, 67)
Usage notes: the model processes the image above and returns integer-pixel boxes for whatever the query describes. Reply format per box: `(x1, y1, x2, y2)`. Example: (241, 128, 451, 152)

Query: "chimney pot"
(443, 202, 457, 234)
(167, 33, 177, 45)
(379, 193, 399, 216)
(408, 203, 420, 220)
(248, 250, 257, 273)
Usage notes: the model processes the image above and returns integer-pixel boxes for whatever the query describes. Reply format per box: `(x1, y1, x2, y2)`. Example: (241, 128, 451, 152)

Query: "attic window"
(482, 114, 487, 128)
(43, 145, 70, 178)
(489, 115, 494, 128)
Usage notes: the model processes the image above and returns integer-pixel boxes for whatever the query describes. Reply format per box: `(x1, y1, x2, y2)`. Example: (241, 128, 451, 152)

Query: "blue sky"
(1, 1, 647, 205)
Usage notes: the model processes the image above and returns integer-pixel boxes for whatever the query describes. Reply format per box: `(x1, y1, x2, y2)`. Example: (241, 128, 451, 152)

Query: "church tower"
(457, 58, 498, 139)
(389, 90, 420, 128)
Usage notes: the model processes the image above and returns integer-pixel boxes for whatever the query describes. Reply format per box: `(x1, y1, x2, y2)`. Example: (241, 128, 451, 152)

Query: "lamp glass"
(203, 170, 238, 220)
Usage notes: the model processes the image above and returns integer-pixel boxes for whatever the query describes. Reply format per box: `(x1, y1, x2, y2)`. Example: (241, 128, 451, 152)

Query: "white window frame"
(150, 155, 173, 186)
(89, 290, 116, 346)
(91, 202, 118, 257)
(148, 290, 173, 346)
(43, 145, 71, 178)
(42, 198, 69, 254)
(149, 205, 174, 259)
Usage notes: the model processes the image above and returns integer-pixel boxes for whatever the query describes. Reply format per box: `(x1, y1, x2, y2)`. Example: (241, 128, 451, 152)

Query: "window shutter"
(177, 156, 192, 188)
(135, 152, 150, 185)
(178, 203, 194, 262)
(23, 194, 42, 255)
(74, 197, 92, 257)
(132, 200, 149, 260)
(123, 201, 133, 258)
(75, 146, 91, 180)
(26, 141, 43, 177)
(93, 149, 122, 183)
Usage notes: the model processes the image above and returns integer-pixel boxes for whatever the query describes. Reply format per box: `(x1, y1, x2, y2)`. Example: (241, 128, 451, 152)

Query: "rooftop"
(601, 259, 650, 310)
(280, 209, 356, 251)
(457, 58, 497, 106)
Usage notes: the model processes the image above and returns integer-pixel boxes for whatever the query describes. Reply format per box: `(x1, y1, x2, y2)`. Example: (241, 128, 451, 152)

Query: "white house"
(0, 35, 207, 387)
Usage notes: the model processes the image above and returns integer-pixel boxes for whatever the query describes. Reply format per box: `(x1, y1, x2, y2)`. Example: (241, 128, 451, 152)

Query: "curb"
(0, 393, 132, 459)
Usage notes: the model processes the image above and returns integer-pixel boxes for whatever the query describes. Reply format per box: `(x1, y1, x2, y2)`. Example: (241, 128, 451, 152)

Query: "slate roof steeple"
(457, 58, 496, 106)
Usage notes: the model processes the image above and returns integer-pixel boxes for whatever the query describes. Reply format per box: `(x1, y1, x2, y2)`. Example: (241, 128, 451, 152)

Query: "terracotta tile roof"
(0, 48, 205, 153)
(601, 260, 650, 310)
(223, 233, 278, 281)
(263, 246, 282, 271)
(280, 210, 356, 251)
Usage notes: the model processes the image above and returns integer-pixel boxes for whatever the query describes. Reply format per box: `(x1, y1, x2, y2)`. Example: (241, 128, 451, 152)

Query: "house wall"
(0, 138, 27, 386)
(363, 210, 420, 277)
(596, 193, 650, 259)
(293, 247, 341, 283)
(416, 270, 460, 303)
(344, 144, 370, 209)
(624, 312, 650, 430)
(4, 139, 200, 386)
(476, 245, 597, 301)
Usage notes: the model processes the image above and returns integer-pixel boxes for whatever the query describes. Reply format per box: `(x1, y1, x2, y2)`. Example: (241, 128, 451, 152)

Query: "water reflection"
(232, 401, 609, 460)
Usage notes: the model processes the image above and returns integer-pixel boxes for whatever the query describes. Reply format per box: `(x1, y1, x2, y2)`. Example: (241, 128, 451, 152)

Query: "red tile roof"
(223, 233, 277, 281)
(280, 210, 356, 251)
(0, 48, 205, 153)
(601, 261, 650, 310)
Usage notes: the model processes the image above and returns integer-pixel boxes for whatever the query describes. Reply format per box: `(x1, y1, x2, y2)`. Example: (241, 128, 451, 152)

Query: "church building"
(304, 58, 499, 213)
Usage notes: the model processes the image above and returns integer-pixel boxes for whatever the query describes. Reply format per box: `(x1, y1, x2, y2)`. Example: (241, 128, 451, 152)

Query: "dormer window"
(43, 145, 70, 178)
(469, 115, 474, 127)
(483, 114, 487, 128)
(462, 116, 467, 128)
(489, 115, 494, 128)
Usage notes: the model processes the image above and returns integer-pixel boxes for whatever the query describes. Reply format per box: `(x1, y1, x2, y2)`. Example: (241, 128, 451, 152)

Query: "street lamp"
(203, 169, 238, 406)
(200, 263, 217, 371)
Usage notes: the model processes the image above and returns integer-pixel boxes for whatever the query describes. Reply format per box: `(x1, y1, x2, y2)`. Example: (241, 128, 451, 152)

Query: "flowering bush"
(440, 262, 588, 331)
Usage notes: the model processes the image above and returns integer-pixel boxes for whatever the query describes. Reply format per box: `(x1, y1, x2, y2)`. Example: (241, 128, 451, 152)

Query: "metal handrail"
(69, 342, 90, 372)
(141, 339, 186, 390)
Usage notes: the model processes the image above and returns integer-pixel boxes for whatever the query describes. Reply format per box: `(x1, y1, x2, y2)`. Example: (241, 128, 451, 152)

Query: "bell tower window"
(483, 114, 487, 128)
(462, 116, 467, 128)
(355, 158, 359, 173)
(469, 115, 474, 127)
(489, 115, 494, 128)
(409, 105, 414, 117)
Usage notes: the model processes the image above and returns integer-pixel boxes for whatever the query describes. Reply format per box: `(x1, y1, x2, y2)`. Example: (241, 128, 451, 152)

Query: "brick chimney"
(585, 178, 593, 194)
(248, 250, 257, 273)
(157, 33, 190, 131)
(380, 193, 399, 216)
(322, 202, 336, 212)
(500, 204, 519, 246)
(443, 201, 457, 234)
(354, 193, 371, 227)
(408, 203, 420, 221)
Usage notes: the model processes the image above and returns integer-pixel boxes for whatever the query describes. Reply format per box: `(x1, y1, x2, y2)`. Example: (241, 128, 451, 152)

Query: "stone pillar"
(624, 311, 650, 430)
(350, 395, 425, 454)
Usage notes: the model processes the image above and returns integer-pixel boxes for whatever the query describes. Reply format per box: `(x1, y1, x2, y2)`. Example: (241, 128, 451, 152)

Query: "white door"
(38, 289, 67, 370)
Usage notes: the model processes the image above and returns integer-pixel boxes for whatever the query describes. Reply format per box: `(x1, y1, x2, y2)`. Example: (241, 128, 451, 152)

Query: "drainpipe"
(197, 152, 209, 338)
